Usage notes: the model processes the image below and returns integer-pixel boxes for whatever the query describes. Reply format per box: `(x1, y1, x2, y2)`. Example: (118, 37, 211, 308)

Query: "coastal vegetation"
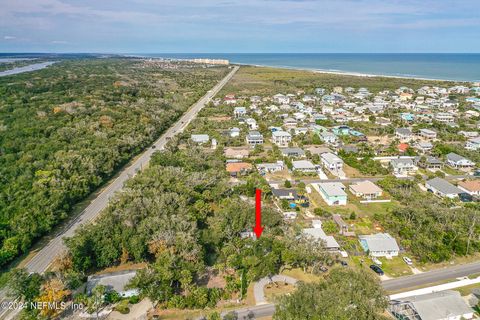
(220, 65, 461, 96)
(377, 177, 480, 263)
(274, 268, 388, 320)
(0, 58, 228, 267)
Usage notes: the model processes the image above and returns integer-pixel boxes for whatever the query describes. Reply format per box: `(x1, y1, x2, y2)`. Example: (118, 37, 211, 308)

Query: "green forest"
(0, 58, 228, 267)
(63, 145, 331, 310)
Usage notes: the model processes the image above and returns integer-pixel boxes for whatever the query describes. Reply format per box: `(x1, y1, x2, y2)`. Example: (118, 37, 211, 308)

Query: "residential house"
(292, 160, 317, 173)
(280, 147, 305, 158)
(435, 112, 455, 123)
(271, 188, 298, 200)
(320, 152, 344, 171)
(415, 141, 433, 153)
(303, 220, 340, 251)
(390, 291, 474, 320)
(257, 161, 285, 173)
(458, 180, 480, 196)
(230, 127, 240, 138)
(375, 117, 392, 126)
(359, 233, 399, 257)
(390, 158, 417, 175)
(426, 177, 463, 199)
(246, 131, 264, 147)
(226, 162, 253, 177)
(446, 153, 475, 169)
(191, 134, 209, 144)
(312, 182, 348, 206)
(224, 147, 250, 159)
(349, 181, 383, 200)
(271, 130, 292, 147)
(283, 117, 297, 128)
(87, 270, 139, 298)
(233, 106, 246, 118)
(273, 94, 290, 104)
(319, 131, 338, 144)
(245, 118, 258, 130)
(418, 156, 443, 170)
(418, 128, 437, 140)
(395, 128, 413, 142)
(466, 137, 480, 151)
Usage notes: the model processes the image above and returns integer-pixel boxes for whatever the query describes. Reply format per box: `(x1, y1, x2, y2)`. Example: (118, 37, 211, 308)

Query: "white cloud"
(3, 35, 16, 40)
(51, 40, 68, 44)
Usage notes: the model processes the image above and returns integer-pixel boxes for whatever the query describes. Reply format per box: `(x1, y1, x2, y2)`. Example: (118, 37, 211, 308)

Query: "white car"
(372, 257, 382, 266)
(403, 256, 413, 265)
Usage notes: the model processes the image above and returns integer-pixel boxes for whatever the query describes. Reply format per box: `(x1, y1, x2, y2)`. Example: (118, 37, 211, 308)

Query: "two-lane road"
(23, 66, 239, 274)
(218, 261, 480, 319)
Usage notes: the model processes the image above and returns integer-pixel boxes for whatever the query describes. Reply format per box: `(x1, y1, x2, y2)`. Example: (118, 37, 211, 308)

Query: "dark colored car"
(340, 261, 348, 267)
(370, 264, 384, 276)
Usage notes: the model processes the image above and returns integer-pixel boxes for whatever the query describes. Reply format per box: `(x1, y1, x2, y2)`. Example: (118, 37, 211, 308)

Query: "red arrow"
(253, 189, 264, 238)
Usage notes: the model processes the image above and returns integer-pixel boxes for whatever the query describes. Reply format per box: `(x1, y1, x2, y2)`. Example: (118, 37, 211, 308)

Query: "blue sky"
(0, 0, 479, 53)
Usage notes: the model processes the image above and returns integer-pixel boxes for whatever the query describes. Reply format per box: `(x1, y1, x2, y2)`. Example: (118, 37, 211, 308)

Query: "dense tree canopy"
(0, 58, 228, 266)
(274, 268, 389, 320)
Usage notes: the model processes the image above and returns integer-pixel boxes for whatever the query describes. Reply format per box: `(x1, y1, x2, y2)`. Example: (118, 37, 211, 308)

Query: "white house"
(359, 233, 399, 257)
(273, 94, 290, 104)
(319, 132, 337, 144)
(390, 158, 417, 175)
(245, 118, 258, 130)
(246, 131, 264, 147)
(426, 177, 463, 199)
(271, 130, 292, 147)
(87, 270, 139, 298)
(257, 161, 285, 173)
(233, 107, 246, 118)
(303, 220, 340, 251)
(458, 180, 480, 196)
(395, 128, 413, 142)
(349, 181, 383, 200)
(446, 153, 475, 169)
(390, 291, 474, 320)
(230, 127, 240, 138)
(418, 128, 437, 140)
(465, 137, 480, 151)
(191, 134, 209, 144)
(292, 160, 317, 173)
(320, 152, 344, 171)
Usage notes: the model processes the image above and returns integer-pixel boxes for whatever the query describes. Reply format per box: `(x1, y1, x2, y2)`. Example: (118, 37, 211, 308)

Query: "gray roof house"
(446, 153, 475, 169)
(292, 160, 317, 172)
(390, 290, 474, 320)
(246, 131, 264, 147)
(87, 270, 139, 298)
(280, 147, 305, 158)
(271, 188, 298, 200)
(359, 233, 400, 257)
(191, 134, 210, 144)
(303, 220, 340, 251)
(426, 177, 463, 199)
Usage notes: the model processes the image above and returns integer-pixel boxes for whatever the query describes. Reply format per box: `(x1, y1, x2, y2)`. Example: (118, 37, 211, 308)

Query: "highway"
(21, 66, 237, 275)
(0, 66, 239, 320)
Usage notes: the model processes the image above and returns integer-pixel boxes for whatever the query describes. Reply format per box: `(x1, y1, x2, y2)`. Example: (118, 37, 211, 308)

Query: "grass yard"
(264, 281, 296, 303)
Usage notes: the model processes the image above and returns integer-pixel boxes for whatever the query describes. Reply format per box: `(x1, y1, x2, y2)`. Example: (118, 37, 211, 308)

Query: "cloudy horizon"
(1, 0, 479, 53)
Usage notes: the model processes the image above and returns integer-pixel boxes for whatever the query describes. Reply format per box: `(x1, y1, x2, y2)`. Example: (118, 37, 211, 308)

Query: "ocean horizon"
(139, 53, 480, 82)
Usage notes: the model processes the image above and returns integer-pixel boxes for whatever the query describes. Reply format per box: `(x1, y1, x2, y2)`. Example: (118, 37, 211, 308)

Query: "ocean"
(140, 53, 480, 82)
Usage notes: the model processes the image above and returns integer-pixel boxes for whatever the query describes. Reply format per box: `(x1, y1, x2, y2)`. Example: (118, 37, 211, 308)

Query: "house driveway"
(253, 275, 298, 305)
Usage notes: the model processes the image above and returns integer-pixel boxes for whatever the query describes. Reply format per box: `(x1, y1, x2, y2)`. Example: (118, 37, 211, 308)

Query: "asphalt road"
(19, 66, 238, 275)
(382, 260, 480, 291)
(218, 261, 480, 320)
